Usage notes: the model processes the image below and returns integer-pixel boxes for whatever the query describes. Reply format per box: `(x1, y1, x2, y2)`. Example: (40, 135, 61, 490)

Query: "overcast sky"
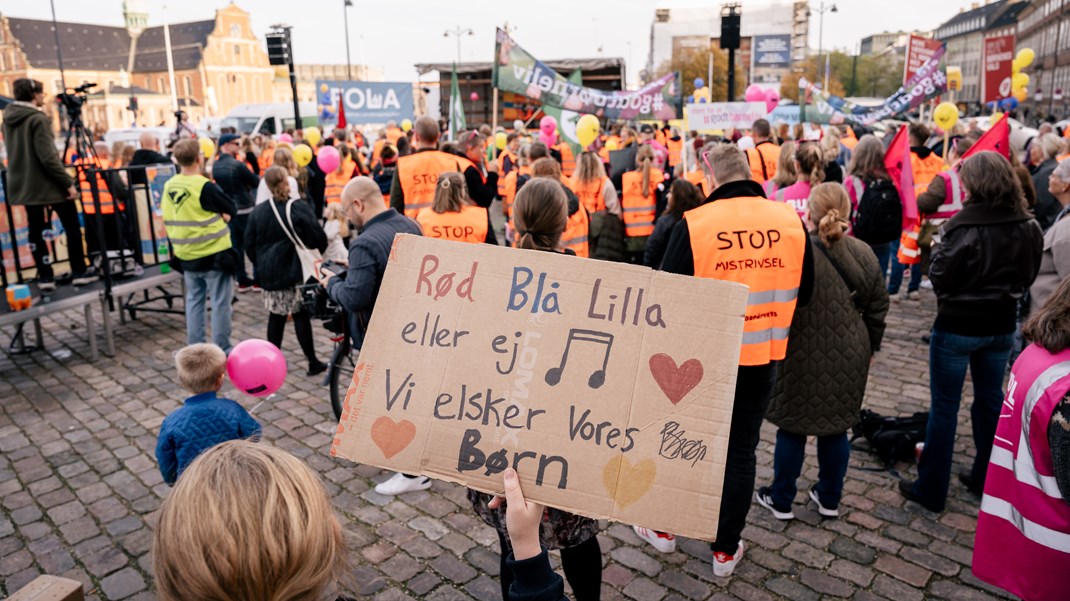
(8, 0, 955, 82)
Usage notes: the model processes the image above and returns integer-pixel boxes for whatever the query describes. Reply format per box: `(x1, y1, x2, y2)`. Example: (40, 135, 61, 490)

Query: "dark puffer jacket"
(766, 233, 889, 436)
(245, 198, 328, 291)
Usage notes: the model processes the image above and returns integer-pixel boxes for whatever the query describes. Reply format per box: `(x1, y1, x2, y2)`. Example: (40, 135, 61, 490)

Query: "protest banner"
(982, 35, 1015, 104)
(493, 28, 681, 121)
(904, 34, 943, 86)
(331, 235, 748, 540)
(0, 172, 33, 283)
(317, 81, 415, 125)
(686, 102, 768, 131)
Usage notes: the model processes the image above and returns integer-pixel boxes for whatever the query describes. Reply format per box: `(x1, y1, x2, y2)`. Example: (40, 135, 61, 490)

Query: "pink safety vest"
(845, 176, 864, 216)
(762, 180, 780, 199)
(973, 344, 1070, 601)
(775, 181, 810, 221)
(929, 171, 964, 220)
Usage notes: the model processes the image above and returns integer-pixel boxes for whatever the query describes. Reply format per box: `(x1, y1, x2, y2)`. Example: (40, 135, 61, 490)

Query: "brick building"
(1017, 0, 1070, 120)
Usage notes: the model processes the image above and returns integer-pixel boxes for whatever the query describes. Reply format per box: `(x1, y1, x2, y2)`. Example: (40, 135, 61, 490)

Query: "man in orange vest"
(665, 126, 684, 173)
(389, 117, 476, 219)
(657, 143, 813, 578)
(384, 121, 404, 145)
(891, 123, 943, 300)
(744, 119, 781, 184)
(80, 141, 130, 258)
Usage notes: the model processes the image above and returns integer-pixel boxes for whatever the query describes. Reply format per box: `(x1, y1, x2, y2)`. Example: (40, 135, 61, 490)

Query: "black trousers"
(24, 201, 88, 279)
(711, 361, 778, 555)
(497, 531, 602, 601)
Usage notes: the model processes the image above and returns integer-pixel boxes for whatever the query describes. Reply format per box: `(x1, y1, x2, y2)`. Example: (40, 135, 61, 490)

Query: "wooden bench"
(7, 575, 84, 601)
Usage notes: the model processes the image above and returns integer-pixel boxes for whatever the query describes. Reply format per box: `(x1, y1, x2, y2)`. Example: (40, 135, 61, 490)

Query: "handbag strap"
(268, 198, 308, 253)
(814, 237, 863, 310)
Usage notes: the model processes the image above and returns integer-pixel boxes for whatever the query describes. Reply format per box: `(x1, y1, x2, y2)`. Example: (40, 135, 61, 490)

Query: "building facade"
(935, 0, 1028, 110)
(1017, 0, 1070, 119)
(0, 3, 274, 131)
(860, 30, 930, 55)
(273, 63, 385, 107)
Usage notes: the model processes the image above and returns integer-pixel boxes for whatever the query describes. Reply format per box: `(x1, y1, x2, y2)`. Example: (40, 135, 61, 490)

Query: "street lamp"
(807, 1, 838, 91)
(343, 0, 353, 80)
(444, 26, 474, 65)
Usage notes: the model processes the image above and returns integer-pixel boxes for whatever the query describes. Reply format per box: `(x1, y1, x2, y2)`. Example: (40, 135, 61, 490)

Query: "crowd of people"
(5, 71, 1070, 600)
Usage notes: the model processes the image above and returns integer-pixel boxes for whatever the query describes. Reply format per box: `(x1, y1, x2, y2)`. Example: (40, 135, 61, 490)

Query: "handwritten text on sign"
(330, 235, 748, 541)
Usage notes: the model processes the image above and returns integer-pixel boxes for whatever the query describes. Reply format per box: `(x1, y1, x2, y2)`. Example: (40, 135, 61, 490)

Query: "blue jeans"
(888, 240, 922, 293)
(184, 270, 234, 353)
(770, 430, 850, 510)
(869, 242, 893, 283)
(912, 329, 1013, 511)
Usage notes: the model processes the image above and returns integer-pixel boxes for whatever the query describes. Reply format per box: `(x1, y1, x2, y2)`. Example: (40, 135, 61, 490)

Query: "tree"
(782, 51, 905, 101)
(656, 45, 746, 102)
(781, 55, 847, 102)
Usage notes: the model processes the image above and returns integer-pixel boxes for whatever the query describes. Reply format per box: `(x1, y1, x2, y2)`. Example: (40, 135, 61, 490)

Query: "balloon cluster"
(690, 78, 711, 104)
(745, 85, 781, 113)
(1001, 47, 1035, 111)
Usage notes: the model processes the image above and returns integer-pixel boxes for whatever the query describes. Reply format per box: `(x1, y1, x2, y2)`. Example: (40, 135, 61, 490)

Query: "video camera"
(56, 82, 96, 122)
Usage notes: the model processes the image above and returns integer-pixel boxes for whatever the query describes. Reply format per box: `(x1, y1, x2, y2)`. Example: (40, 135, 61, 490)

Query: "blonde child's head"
(152, 440, 349, 601)
(323, 202, 349, 238)
(175, 343, 227, 394)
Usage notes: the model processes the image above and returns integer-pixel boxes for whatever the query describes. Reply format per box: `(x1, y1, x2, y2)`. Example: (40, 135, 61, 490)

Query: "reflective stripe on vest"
(621, 169, 661, 237)
(846, 176, 864, 213)
(562, 205, 590, 258)
(973, 348, 1070, 601)
(557, 144, 576, 177)
(897, 226, 920, 264)
(76, 158, 117, 215)
(684, 196, 806, 366)
(572, 177, 606, 214)
(397, 151, 475, 218)
(415, 205, 488, 244)
(161, 174, 232, 261)
(930, 171, 963, 219)
(666, 138, 683, 167)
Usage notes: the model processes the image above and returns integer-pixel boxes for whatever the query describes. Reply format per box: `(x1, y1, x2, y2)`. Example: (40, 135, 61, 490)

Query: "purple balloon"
(227, 339, 287, 397)
(317, 145, 341, 173)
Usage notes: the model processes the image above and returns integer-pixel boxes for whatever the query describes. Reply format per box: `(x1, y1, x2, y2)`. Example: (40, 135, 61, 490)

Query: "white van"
(102, 127, 173, 150)
(221, 102, 318, 135)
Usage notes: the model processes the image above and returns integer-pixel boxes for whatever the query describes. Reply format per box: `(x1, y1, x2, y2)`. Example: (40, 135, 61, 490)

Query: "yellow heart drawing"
(602, 455, 656, 509)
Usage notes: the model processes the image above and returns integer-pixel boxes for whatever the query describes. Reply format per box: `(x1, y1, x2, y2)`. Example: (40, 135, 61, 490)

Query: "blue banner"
(316, 81, 415, 125)
(753, 35, 792, 69)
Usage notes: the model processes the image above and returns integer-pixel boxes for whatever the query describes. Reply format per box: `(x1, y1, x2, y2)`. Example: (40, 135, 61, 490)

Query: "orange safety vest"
(897, 225, 921, 265)
(500, 166, 531, 218)
(572, 177, 606, 214)
(397, 150, 476, 218)
(621, 168, 662, 237)
(655, 129, 666, 147)
(556, 144, 576, 177)
(78, 157, 116, 215)
(666, 137, 683, 168)
(745, 142, 781, 183)
(415, 205, 488, 244)
(562, 204, 590, 258)
(685, 196, 807, 366)
(911, 152, 943, 189)
(497, 150, 518, 179)
(842, 129, 858, 150)
(685, 170, 711, 197)
(385, 127, 404, 145)
(1057, 152, 1070, 162)
(260, 148, 275, 169)
(372, 139, 386, 167)
(559, 173, 574, 192)
(325, 163, 355, 205)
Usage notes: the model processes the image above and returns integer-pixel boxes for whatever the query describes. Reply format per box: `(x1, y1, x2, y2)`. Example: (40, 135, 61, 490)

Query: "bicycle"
(298, 282, 355, 420)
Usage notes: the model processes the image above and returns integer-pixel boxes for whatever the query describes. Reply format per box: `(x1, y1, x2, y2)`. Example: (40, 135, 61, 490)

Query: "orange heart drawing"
(602, 455, 656, 509)
(649, 353, 704, 405)
(370, 416, 416, 459)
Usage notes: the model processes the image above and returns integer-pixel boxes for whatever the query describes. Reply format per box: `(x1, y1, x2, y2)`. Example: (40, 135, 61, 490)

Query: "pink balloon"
(539, 132, 556, 146)
(470, 92, 479, 102)
(764, 89, 780, 113)
(744, 84, 765, 102)
(278, 133, 293, 144)
(227, 339, 287, 397)
(539, 115, 557, 136)
(317, 145, 341, 173)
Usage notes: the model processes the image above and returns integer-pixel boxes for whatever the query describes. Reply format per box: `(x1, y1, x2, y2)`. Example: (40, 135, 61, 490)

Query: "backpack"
(852, 179, 902, 244)
(851, 409, 928, 466)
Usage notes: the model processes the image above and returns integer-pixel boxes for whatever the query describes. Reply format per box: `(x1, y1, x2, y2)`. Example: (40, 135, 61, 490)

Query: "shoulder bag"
(269, 199, 322, 282)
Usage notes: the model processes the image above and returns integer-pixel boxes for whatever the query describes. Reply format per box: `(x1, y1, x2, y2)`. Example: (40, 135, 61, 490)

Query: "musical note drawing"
(545, 329, 614, 389)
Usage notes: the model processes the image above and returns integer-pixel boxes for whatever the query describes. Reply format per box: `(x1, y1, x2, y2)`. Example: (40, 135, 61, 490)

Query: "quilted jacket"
(155, 392, 262, 485)
(766, 233, 889, 436)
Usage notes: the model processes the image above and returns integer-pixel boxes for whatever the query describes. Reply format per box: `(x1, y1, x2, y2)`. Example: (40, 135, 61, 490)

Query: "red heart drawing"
(371, 416, 416, 459)
(649, 353, 704, 405)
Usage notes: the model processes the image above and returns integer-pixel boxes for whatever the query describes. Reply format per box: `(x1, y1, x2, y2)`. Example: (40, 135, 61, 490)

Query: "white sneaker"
(713, 541, 744, 577)
(920, 279, 933, 290)
(633, 525, 676, 553)
(809, 488, 840, 518)
(755, 487, 795, 520)
(374, 472, 431, 495)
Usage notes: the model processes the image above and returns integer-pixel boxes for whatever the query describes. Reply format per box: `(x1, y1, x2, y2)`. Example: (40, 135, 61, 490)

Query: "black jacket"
(211, 154, 259, 213)
(245, 199, 328, 291)
(128, 149, 171, 186)
(644, 213, 679, 267)
(1033, 158, 1061, 230)
(930, 202, 1043, 336)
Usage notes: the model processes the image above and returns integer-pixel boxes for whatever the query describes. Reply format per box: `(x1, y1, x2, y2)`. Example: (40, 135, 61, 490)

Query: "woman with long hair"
(762, 140, 797, 198)
(571, 151, 620, 216)
(620, 144, 663, 263)
(255, 146, 301, 205)
(844, 135, 901, 277)
(772, 142, 825, 220)
(756, 183, 888, 521)
(414, 171, 496, 244)
(644, 178, 703, 267)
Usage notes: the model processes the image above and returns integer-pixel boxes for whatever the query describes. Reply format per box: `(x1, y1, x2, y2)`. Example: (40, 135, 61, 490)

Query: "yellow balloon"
(1012, 60, 1022, 75)
(933, 102, 959, 131)
(1013, 87, 1029, 103)
(320, 83, 328, 93)
(1012, 73, 1030, 91)
(401, 118, 413, 132)
(303, 126, 322, 147)
(1016, 48, 1035, 69)
(495, 131, 507, 150)
(293, 143, 313, 167)
(576, 114, 600, 148)
(198, 137, 215, 158)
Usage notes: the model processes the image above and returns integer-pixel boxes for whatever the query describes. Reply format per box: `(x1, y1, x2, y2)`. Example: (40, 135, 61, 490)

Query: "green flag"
(542, 69, 584, 157)
(449, 63, 466, 141)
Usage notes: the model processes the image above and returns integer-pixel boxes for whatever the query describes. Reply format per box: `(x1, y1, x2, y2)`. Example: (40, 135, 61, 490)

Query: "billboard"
(982, 35, 1015, 104)
(317, 81, 415, 125)
(903, 35, 943, 86)
(752, 35, 792, 70)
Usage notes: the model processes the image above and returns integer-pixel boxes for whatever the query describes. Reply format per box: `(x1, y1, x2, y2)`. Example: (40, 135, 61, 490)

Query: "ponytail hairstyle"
(334, 143, 351, 175)
(636, 144, 655, 198)
(264, 166, 292, 202)
(795, 142, 825, 187)
(431, 171, 468, 214)
(808, 182, 851, 245)
(512, 178, 568, 252)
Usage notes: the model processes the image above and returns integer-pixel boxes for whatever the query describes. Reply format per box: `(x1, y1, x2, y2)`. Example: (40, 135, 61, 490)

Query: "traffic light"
(127, 96, 139, 112)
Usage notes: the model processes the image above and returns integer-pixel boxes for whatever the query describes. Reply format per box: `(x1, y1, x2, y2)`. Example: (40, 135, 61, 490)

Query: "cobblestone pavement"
(0, 282, 1016, 601)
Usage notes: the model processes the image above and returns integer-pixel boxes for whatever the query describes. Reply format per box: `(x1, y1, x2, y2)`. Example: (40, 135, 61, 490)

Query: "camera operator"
(2, 78, 97, 289)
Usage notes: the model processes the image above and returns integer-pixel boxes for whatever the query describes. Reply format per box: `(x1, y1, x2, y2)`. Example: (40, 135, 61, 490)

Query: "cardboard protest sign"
(331, 235, 747, 540)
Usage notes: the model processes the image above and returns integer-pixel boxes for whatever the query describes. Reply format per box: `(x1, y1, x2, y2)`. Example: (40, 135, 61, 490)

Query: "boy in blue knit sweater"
(156, 343, 262, 485)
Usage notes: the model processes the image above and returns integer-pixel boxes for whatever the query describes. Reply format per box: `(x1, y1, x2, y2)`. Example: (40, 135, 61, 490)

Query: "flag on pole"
(884, 125, 918, 229)
(336, 93, 347, 129)
(449, 63, 467, 141)
(960, 114, 1010, 161)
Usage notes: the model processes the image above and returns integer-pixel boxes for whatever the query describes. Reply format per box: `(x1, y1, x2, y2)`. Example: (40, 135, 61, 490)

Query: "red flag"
(960, 114, 1010, 161)
(336, 94, 347, 129)
(884, 125, 918, 229)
